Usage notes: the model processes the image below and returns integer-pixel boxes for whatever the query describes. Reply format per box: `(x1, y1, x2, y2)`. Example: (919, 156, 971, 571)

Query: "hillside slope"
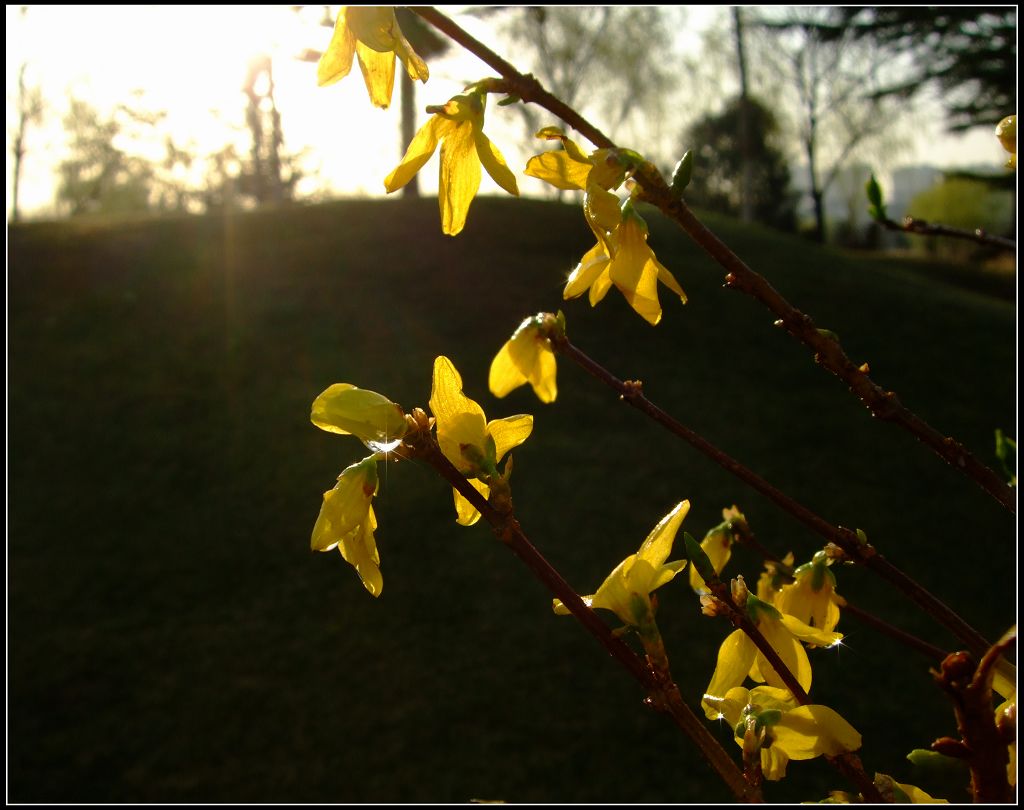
(8, 198, 1016, 803)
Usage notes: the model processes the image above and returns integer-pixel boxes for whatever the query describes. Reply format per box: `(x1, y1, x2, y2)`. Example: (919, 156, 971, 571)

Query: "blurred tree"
(56, 99, 157, 217)
(9, 6, 45, 222)
(9, 62, 45, 222)
(805, 7, 1016, 132)
(239, 55, 302, 206)
(682, 96, 797, 232)
(470, 6, 677, 171)
(732, 7, 754, 223)
(751, 8, 907, 243)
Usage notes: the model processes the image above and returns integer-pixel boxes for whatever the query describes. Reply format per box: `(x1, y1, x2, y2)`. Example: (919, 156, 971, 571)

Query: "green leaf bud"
(684, 532, 719, 588)
(670, 150, 694, 196)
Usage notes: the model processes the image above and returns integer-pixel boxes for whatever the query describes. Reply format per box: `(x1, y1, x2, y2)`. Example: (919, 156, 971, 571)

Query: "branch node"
(620, 379, 644, 401)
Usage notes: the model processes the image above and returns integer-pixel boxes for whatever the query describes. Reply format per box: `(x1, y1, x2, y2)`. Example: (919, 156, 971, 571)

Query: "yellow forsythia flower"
(756, 552, 794, 605)
(992, 645, 1017, 787)
(385, 91, 519, 236)
(689, 519, 736, 594)
(996, 115, 1016, 170)
(552, 501, 690, 627)
(311, 455, 383, 596)
(429, 356, 532, 525)
(524, 126, 625, 196)
(774, 550, 844, 638)
(874, 774, 949, 803)
(318, 6, 429, 108)
(709, 685, 861, 781)
(489, 314, 558, 404)
(702, 594, 842, 720)
(526, 128, 686, 325)
(311, 383, 407, 449)
(564, 201, 687, 326)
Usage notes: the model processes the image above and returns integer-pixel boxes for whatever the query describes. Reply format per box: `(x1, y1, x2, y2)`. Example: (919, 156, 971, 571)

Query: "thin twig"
(398, 412, 761, 803)
(547, 331, 993, 661)
(411, 5, 1015, 515)
(877, 215, 1016, 252)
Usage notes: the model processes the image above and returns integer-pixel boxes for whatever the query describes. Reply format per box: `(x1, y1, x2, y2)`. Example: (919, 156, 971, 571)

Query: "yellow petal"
(760, 747, 791, 781)
(384, 115, 453, 193)
(317, 11, 357, 87)
(473, 127, 519, 197)
(339, 506, 383, 597)
(772, 705, 862, 760)
(610, 220, 662, 325)
(590, 555, 645, 623)
(646, 559, 687, 592)
(310, 383, 407, 446)
(637, 500, 690, 568)
(489, 323, 557, 403)
(588, 148, 627, 189)
(526, 348, 558, 403)
(488, 340, 528, 399)
(564, 242, 610, 300)
(992, 657, 1016, 701)
(779, 612, 843, 648)
(454, 478, 489, 526)
(715, 686, 752, 727)
(755, 617, 813, 693)
(345, 6, 400, 52)
(439, 122, 481, 236)
(704, 629, 757, 719)
(393, 31, 429, 82)
(524, 150, 591, 191)
(584, 184, 622, 234)
(429, 356, 488, 473)
(355, 41, 396, 109)
(894, 782, 948, 803)
(311, 460, 377, 551)
(488, 414, 533, 461)
(656, 261, 687, 305)
(588, 267, 614, 306)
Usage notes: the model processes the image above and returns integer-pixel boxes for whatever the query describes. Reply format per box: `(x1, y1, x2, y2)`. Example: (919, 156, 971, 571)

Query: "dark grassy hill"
(7, 197, 1016, 803)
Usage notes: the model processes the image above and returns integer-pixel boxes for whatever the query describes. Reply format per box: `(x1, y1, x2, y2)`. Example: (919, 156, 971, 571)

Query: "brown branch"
(931, 633, 1016, 803)
(877, 214, 1016, 252)
(730, 524, 948, 664)
(638, 186, 1016, 516)
(546, 331, 993, 661)
(398, 411, 761, 803)
(836, 603, 947, 664)
(411, 5, 1015, 515)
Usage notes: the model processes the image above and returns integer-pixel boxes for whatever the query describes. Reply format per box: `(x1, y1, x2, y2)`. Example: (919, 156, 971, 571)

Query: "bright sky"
(5, 5, 1010, 220)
